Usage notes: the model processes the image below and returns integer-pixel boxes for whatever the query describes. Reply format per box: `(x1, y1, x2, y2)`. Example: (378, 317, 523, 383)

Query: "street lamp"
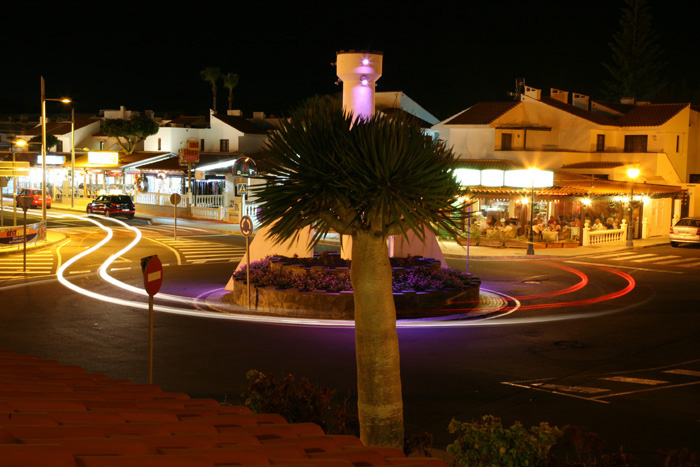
(626, 167, 640, 247)
(41, 76, 71, 223)
(505, 168, 554, 256)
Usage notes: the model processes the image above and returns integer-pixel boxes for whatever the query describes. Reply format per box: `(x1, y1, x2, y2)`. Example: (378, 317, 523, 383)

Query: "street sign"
(240, 215, 253, 237)
(236, 183, 247, 195)
(179, 139, 200, 164)
(169, 193, 182, 205)
(141, 255, 163, 296)
(16, 195, 33, 212)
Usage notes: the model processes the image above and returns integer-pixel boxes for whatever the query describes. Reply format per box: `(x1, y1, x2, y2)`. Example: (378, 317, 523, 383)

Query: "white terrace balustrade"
(582, 220, 628, 246)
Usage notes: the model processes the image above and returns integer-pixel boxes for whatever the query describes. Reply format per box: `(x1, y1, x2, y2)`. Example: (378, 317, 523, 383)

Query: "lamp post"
(41, 76, 71, 223)
(504, 168, 554, 256)
(626, 167, 640, 247)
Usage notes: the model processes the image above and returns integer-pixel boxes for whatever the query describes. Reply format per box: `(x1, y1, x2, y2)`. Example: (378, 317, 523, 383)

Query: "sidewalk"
(1, 200, 671, 258)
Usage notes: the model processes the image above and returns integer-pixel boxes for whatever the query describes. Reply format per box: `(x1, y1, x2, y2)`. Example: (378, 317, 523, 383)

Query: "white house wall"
(57, 121, 101, 151)
(143, 127, 208, 153)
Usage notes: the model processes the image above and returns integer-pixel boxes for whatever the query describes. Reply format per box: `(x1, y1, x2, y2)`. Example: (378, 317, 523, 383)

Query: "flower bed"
(223, 253, 481, 319)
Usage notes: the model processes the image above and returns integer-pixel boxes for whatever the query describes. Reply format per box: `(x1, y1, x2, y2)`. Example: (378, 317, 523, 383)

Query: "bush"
(234, 259, 474, 293)
(447, 415, 561, 467)
(241, 370, 359, 436)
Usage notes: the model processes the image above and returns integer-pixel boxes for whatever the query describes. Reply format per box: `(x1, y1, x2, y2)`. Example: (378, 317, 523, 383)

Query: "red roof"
(616, 103, 689, 127)
(0, 350, 446, 467)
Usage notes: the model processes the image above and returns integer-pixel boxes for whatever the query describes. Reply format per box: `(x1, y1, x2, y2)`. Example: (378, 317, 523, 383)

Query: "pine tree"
(602, 0, 666, 102)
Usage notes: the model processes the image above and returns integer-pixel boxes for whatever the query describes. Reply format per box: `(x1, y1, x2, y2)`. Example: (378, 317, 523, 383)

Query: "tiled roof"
(446, 99, 689, 129)
(539, 97, 618, 126)
(462, 168, 683, 197)
(561, 162, 624, 169)
(213, 115, 269, 135)
(0, 350, 446, 467)
(443, 102, 519, 125)
(616, 103, 689, 127)
(454, 158, 525, 171)
(20, 118, 99, 137)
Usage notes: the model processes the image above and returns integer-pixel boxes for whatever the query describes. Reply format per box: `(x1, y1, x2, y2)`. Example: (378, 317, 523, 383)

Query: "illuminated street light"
(626, 167, 640, 247)
(41, 76, 71, 223)
(505, 168, 554, 256)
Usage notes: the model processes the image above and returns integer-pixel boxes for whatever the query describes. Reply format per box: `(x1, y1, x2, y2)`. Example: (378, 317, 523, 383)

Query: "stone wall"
(222, 278, 481, 320)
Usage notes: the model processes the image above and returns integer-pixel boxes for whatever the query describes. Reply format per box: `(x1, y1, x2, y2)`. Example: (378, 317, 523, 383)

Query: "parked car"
(16, 189, 51, 209)
(86, 195, 135, 219)
(669, 217, 700, 247)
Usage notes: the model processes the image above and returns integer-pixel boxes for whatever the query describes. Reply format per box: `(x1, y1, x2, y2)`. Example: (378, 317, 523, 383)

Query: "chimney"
(572, 93, 590, 110)
(522, 86, 541, 101)
(621, 97, 635, 105)
(227, 110, 242, 116)
(253, 112, 266, 120)
(550, 88, 569, 104)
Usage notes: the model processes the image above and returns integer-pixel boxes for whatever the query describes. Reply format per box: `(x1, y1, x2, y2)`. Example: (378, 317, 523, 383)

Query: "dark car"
(86, 195, 135, 219)
(669, 217, 700, 247)
(17, 189, 52, 208)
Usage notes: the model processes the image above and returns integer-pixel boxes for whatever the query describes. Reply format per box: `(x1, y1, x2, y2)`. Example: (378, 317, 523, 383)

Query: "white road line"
(532, 383, 610, 394)
(654, 258, 696, 265)
(600, 376, 668, 385)
(664, 369, 700, 377)
(589, 252, 639, 259)
(630, 255, 680, 263)
(681, 261, 700, 267)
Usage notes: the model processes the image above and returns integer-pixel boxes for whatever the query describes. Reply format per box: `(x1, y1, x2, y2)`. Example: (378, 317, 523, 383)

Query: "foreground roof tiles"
(0, 350, 445, 467)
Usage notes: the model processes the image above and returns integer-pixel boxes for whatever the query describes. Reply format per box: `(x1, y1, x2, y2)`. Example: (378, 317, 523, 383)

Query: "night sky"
(2, 0, 698, 122)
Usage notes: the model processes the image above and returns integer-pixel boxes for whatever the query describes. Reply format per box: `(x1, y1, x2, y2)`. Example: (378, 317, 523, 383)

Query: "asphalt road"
(1, 214, 699, 463)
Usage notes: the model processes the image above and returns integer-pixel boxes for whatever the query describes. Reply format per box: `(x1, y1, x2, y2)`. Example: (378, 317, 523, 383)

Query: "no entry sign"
(141, 255, 163, 296)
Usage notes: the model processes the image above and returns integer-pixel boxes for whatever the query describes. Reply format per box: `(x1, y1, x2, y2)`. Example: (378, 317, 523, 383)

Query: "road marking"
(681, 261, 700, 267)
(664, 369, 700, 377)
(654, 258, 696, 265)
(532, 383, 610, 394)
(68, 270, 91, 274)
(630, 255, 680, 263)
(588, 252, 639, 259)
(599, 376, 668, 385)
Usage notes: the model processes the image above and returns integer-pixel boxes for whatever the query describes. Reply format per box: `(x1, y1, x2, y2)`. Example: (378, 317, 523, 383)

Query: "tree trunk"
(350, 231, 404, 449)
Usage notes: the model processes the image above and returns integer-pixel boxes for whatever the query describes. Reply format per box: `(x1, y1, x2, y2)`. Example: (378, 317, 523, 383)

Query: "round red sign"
(143, 256, 163, 296)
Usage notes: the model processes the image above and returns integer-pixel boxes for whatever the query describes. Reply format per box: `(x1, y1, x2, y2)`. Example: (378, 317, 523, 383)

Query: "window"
(624, 135, 648, 153)
(596, 134, 605, 152)
(56, 140, 63, 152)
(676, 135, 680, 152)
(501, 133, 512, 150)
(220, 139, 229, 152)
(157, 138, 162, 151)
(200, 139, 205, 151)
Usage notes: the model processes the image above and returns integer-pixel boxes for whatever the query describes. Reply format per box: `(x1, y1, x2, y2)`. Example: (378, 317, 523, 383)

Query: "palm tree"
(223, 73, 240, 111)
(200, 66, 222, 112)
(252, 96, 466, 448)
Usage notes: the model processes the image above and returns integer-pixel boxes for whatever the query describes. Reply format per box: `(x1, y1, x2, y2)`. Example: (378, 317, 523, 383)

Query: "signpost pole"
(22, 210, 27, 272)
(239, 215, 253, 310)
(170, 193, 181, 241)
(141, 255, 163, 385)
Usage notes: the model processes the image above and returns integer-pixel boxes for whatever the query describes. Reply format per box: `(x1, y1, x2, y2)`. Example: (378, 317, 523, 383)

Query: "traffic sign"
(240, 215, 253, 237)
(236, 183, 247, 195)
(141, 255, 163, 296)
(169, 193, 182, 205)
(16, 195, 33, 212)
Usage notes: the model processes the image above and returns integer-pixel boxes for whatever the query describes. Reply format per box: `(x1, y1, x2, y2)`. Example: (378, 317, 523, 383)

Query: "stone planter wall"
(223, 277, 482, 320)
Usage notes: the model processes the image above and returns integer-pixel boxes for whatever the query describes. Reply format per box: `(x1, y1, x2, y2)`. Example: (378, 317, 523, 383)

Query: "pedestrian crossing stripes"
(52, 225, 217, 237)
(581, 251, 700, 268)
(0, 251, 55, 278)
(502, 363, 700, 403)
(156, 237, 246, 264)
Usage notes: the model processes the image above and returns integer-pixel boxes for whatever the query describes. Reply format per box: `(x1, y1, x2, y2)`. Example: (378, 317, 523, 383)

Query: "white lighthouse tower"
(335, 50, 383, 121)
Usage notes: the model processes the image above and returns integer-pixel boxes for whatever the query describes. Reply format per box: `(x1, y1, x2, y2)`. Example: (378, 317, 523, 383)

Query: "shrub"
(447, 415, 561, 467)
(242, 370, 359, 436)
(234, 259, 474, 293)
